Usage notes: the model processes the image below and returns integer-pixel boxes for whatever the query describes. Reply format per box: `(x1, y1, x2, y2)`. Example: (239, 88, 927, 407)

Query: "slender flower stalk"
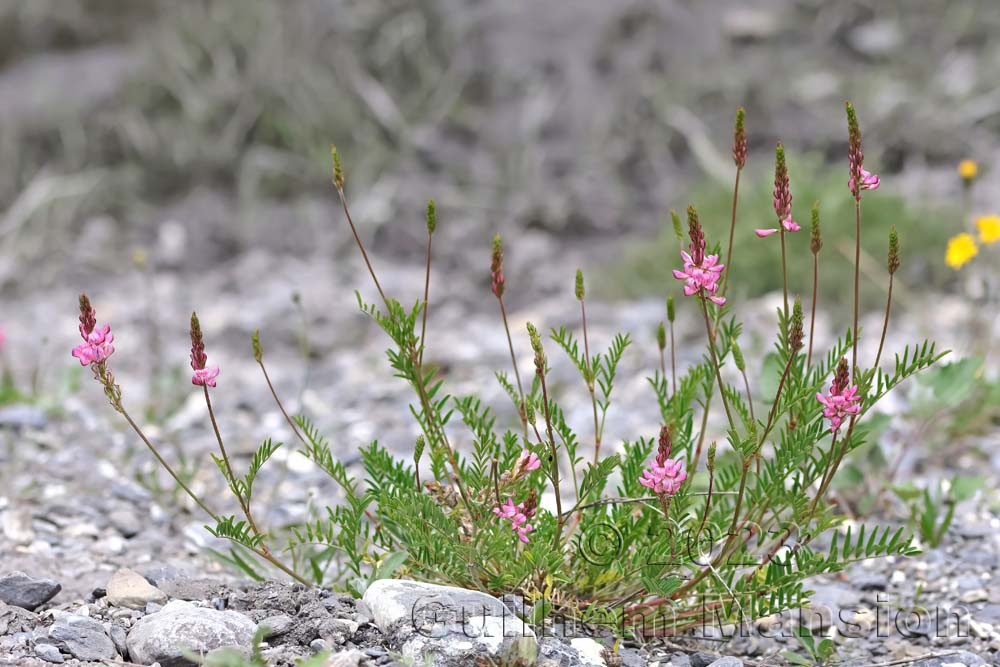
(419, 200, 436, 366)
(667, 295, 677, 394)
(807, 202, 822, 367)
(845, 102, 880, 371)
(192, 313, 268, 552)
(722, 106, 747, 297)
(492, 234, 529, 442)
(528, 322, 563, 547)
(656, 322, 667, 379)
(576, 270, 602, 464)
(767, 143, 800, 316)
(873, 226, 899, 373)
(331, 150, 475, 522)
(330, 146, 388, 309)
(760, 298, 804, 444)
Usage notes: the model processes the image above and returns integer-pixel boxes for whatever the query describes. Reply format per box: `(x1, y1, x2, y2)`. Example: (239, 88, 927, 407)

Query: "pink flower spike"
(708, 295, 727, 306)
(71, 323, 115, 366)
(781, 216, 801, 232)
(192, 366, 220, 387)
(816, 373, 861, 434)
(493, 497, 535, 543)
(518, 450, 541, 472)
(755, 229, 779, 238)
(848, 168, 880, 193)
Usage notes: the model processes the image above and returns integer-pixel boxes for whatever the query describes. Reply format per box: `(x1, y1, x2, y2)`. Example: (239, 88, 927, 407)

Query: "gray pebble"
(34, 643, 65, 663)
(0, 572, 61, 611)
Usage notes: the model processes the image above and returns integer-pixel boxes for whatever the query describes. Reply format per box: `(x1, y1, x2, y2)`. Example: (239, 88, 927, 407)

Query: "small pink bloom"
(493, 497, 534, 543)
(0, 326, 5, 351)
(755, 229, 778, 238)
(639, 427, 687, 496)
(848, 168, 880, 193)
(518, 450, 541, 472)
(639, 457, 687, 496)
(71, 323, 115, 366)
(816, 383, 861, 433)
(781, 216, 801, 232)
(192, 366, 220, 387)
(673, 251, 726, 305)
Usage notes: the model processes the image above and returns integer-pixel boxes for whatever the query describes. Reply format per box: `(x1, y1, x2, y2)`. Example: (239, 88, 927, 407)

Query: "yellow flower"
(976, 215, 1000, 245)
(958, 159, 979, 182)
(945, 233, 978, 269)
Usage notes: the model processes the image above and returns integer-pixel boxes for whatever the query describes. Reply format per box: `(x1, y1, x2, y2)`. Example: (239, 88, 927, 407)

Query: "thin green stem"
(852, 200, 861, 372)
(538, 373, 564, 549)
(721, 167, 742, 297)
(669, 321, 677, 395)
(873, 274, 894, 373)
(699, 297, 736, 431)
(498, 296, 530, 443)
(779, 226, 789, 318)
(807, 253, 819, 368)
(581, 299, 601, 464)
(419, 231, 433, 367)
(335, 185, 388, 309)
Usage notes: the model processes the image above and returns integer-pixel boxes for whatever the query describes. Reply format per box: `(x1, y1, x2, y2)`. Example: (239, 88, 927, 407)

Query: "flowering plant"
(77, 103, 942, 637)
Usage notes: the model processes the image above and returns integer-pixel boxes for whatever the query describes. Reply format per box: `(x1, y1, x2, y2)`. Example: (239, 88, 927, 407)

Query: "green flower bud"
(888, 225, 900, 275)
(667, 295, 675, 323)
(426, 199, 437, 235)
(656, 322, 666, 351)
(575, 269, 585, 301)
(330, 145, 345, 190)
(732, 340, 745, 372)
(810, 201, 822, 255)
(670, 210, 683, 241)
(251, 329, 263, 363)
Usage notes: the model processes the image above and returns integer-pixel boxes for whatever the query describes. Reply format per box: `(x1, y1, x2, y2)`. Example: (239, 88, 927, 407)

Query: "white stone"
(570, 637, 607, 666)
(105, 569, 166, 610)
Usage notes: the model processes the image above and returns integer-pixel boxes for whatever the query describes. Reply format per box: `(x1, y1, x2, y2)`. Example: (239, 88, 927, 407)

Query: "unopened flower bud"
(733, 106, 747, 169)
(251, 329, 263, 363)
(330, 145, 345, 190)
(810, 202, 822, 255)
(670, 210, 683, 241)
(667, 295, 675, 323)
(888, 225, 900, 275)
(732, 340, 745, 372)
(657, 425, 672, 462)
(789, 297, 804, 351)
(415, 435, 426, 462)
(656, 322, 666, 351)
(491, 234, 505, 298)
(527, 322, 545, 375)
(426, 199, 437, 235)
(687, 205, 705, 265)
(78, 294, 96, 338)
(190, 312, 207, 370)
(575, 269, 585, 301)
(707, 442, 717, 471)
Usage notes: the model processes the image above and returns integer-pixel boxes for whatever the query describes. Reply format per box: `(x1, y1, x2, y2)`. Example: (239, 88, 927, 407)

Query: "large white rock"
(126, 600, 256, 666)
(363, 579, 536, 665)
(106, 568, 167, 610)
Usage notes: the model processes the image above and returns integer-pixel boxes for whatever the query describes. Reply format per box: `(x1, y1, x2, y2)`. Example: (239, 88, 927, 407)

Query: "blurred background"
(1, 0, 999, 602)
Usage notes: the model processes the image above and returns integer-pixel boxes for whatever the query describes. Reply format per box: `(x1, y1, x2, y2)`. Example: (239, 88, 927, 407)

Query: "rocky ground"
(2, 1, 1000, 665)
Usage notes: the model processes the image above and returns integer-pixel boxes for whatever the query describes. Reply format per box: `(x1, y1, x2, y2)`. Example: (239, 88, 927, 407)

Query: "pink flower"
(672, 251, 726, 306)
(755, 229, 778, 238)
(192, 366, 220, 387)
(848, 168, 880, 194)
(71, 323, 115, 366)
(0, 326, 5, 351)
(189, 312, 220, 388)
(781, 216, 801, 232)
(639, 426, 687, 496)
(816, 358, 861, 433)
(493, 497, 534, 543)
(518, 450, 541, 472)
